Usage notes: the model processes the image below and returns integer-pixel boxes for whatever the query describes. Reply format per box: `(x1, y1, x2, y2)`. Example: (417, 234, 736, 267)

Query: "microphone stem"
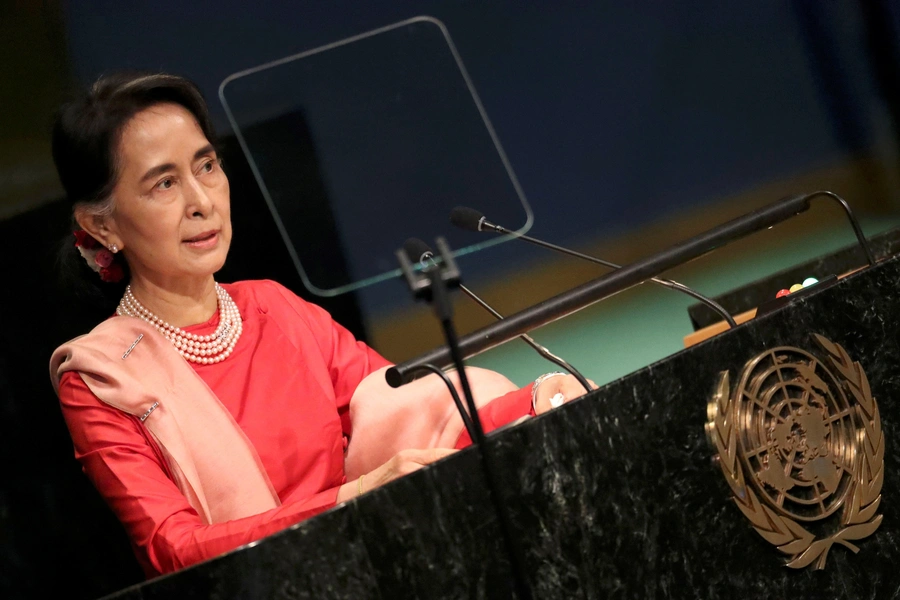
(427, 269, 534, 600)
(491, 226, 738, 328)
(459, 284, 593, 393)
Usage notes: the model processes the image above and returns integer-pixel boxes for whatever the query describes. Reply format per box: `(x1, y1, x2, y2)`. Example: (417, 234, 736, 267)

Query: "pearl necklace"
(116, 283, 243, 364)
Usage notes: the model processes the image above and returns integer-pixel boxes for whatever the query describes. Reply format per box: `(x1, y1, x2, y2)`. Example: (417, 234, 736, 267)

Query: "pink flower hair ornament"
(74, 230, 125, 283)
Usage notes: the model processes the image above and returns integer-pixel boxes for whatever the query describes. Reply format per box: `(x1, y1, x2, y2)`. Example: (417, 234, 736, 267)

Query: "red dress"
(57, 280, 532, 577)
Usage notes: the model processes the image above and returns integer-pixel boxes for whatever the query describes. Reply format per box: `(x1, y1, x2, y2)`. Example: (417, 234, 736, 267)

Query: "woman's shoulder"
(50, 316, 186, 405)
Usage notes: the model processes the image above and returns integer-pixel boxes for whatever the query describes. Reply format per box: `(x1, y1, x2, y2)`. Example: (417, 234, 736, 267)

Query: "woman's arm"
(59, 372, 352, 576)
(262, 280, 392, 438)
(453, 374, 598, 448)
(452, 386, 534, 448)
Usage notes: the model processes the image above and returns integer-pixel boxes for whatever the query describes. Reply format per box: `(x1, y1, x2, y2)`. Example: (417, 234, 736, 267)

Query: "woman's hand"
(533, 374, 597, 415)
(358, 448, 457, 495)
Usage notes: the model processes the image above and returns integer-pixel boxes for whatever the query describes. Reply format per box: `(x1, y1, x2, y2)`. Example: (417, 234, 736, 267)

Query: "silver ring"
(139, 402, 160, 422)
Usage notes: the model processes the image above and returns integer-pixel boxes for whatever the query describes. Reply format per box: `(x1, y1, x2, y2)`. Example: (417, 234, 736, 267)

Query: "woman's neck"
(127, 275, 219, 328)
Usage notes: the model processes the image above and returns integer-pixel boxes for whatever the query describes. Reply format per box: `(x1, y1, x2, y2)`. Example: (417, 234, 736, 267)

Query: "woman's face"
(104, 102, 231, 288)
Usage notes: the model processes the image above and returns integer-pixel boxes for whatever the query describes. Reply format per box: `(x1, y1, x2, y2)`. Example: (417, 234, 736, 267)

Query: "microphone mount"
(403, 238, 592, 393)
(389, 192, 874, 386)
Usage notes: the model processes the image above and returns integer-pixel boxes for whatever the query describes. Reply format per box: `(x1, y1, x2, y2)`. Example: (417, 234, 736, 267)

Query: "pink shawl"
(50, 317, 518, 522)
(50, 318, 280, 524)
(344, 365, 519, 479)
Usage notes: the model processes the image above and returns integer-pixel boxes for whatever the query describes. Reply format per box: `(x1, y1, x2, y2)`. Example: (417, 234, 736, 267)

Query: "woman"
(49, 72, 592, 578)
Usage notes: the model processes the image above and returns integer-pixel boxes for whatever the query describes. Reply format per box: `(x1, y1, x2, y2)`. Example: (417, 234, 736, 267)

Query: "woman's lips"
(183, 230, 219, 248)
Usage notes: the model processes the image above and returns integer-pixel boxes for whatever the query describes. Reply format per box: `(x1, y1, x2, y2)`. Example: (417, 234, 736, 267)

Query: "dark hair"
(52, 71, 216, 311)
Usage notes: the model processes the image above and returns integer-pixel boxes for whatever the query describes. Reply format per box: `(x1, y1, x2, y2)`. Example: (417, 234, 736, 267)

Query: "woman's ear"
(74, 205, 121, 250)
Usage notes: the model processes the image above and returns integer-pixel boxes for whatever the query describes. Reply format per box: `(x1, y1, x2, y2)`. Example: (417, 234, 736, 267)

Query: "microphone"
(450, 207, 739, 328)
(403, 238, 592, 393)
(389, 192, 874, 385)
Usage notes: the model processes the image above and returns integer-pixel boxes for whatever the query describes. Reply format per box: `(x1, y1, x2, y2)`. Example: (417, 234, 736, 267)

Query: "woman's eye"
(201, 159, 217, 174)
(157, 178, 174, 190)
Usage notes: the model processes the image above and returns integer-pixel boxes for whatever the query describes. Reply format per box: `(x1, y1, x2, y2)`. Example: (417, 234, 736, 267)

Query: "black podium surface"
(105, 253, 900, 599)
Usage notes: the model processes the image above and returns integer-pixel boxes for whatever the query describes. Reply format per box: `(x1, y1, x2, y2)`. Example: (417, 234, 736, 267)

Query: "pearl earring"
(109, 244, 118, 254)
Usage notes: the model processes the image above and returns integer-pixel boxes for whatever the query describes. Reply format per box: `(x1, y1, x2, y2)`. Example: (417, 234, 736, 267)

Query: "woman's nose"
(185, 175, 213, 217)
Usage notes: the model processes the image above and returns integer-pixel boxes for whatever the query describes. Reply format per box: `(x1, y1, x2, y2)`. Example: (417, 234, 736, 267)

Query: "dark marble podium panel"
(105, 255, 900, 599)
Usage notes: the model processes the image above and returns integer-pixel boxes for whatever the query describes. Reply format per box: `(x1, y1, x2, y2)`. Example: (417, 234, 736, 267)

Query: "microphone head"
(450, 206, 487, 232)
(402, 238, 434, 263)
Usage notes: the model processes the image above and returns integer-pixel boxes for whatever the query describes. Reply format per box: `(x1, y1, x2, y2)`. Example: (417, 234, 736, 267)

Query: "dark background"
(4, 2, 900, 598)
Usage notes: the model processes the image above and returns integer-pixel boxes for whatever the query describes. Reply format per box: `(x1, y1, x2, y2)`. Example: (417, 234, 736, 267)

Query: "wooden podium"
(103, 236, 899, 600)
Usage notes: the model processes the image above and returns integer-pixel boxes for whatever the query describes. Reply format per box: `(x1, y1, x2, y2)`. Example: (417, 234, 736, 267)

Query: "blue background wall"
(60, 1, 899, 246)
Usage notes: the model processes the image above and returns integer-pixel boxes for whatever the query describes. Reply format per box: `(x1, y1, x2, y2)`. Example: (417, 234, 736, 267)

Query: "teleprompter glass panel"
(219, 16, 532, 296)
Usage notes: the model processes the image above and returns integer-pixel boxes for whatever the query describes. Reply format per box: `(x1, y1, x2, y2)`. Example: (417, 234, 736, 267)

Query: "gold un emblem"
(706, 334, 883, 570)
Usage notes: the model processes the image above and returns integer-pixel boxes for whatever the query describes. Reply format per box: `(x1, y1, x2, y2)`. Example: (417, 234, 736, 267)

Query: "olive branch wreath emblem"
(706, 334, 883, 570)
